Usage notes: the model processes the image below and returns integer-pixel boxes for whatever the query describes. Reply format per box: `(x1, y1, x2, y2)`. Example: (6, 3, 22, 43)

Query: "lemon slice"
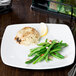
(40, 22, 48, 37)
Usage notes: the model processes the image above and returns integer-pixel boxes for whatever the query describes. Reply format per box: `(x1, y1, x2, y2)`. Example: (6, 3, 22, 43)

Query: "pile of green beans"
(25, 39, 68, 64)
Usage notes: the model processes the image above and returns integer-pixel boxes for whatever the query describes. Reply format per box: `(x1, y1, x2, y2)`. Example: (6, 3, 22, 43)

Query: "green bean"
(25, 39, 68, 64)
(52, 41, 68, 49)
(51, 53, 61, 59)
(25, 55, 39, 64)
(45, 55, 48, 62)
(26, 50, 46, 64)
(28, 49, 40, 57)
(33, 50, 47, 64)
(51, 52, 64, 59)
(38, 40, 57, 62)
(33, 56, 42, 64)
(61, 43, 68, 47)
(55, 52, 64, 59)
(28, 44, 50, 57)
(50, 49, 61, 53)
(37, 42, 49, 46)
(29, 47, 42, 56)
(48, 59, 52, 61)
(30, 47, 41, 52)
(36, 49, 46, 56)
(45, 39, 48, 42)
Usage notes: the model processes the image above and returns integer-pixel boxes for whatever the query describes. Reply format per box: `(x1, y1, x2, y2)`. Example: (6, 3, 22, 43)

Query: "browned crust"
(14, 37, 22, 44)
(21, 27, 39, 38)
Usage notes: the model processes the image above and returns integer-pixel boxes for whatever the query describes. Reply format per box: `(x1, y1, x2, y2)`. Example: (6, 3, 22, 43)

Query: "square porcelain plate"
(1, 24, 75, 70)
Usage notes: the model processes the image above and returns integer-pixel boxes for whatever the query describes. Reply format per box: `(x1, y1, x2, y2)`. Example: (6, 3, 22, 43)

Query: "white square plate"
(1, 24, 75, 69)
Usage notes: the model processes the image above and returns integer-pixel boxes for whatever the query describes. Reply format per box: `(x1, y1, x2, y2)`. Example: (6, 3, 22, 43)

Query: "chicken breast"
(15, 27, 40, 46)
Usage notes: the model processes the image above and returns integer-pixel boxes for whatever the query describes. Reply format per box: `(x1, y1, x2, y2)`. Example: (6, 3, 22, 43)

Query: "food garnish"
(40, 22, 48, 37)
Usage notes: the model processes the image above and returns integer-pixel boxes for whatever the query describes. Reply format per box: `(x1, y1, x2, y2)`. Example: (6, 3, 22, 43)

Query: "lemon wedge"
(40, 22, 48, 37)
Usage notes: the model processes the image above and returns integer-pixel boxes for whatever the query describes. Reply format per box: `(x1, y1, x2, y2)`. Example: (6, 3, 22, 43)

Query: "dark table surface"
(0, 0, 76, 76)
